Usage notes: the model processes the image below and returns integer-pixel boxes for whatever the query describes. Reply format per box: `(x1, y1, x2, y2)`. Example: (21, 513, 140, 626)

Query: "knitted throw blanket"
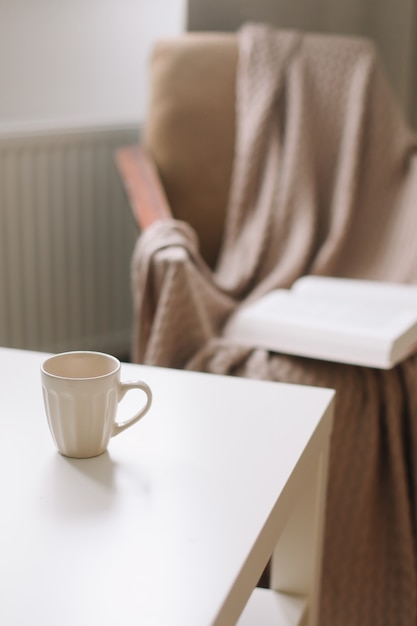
(132, 24, 417, 625)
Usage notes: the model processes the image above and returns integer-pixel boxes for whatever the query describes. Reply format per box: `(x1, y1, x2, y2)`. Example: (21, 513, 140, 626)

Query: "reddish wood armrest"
(115, 145, 172, 230)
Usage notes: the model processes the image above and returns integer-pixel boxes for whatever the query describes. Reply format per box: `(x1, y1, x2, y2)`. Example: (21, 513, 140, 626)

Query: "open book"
(223, 276, 417, 369)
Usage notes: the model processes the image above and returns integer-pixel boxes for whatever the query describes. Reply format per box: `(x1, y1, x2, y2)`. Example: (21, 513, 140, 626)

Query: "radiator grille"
(0, 124, 139, 357)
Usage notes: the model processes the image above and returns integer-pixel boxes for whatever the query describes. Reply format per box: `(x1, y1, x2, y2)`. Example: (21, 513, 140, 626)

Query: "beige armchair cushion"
(143, 33, 238, 268)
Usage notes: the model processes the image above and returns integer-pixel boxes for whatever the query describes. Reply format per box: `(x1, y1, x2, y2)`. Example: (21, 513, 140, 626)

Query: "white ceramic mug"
(41, 351, 152, 459)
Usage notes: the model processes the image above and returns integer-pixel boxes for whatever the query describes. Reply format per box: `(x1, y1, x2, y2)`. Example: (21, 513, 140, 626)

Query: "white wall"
(0, 0, 186, 131)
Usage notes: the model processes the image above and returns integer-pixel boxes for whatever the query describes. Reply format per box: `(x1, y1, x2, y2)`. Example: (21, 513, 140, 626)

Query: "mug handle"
(112, 380, 153, 436)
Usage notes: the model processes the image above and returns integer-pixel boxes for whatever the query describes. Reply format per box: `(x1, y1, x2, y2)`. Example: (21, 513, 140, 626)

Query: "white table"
(0, 348, 334, 626)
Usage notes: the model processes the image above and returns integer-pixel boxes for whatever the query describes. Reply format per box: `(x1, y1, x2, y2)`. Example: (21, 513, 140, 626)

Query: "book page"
(244, 291, 417, 340)
(292, 276, 417, 308)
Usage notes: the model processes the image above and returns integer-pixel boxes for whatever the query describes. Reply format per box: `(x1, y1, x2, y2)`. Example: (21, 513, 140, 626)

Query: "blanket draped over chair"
(131, 23, 417, 625)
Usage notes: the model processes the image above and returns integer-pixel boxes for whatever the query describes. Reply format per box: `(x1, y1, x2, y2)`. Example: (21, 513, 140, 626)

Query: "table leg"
(269, 431, 331, 626)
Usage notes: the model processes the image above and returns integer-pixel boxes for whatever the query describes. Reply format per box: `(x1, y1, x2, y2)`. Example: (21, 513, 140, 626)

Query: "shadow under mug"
(41, 351, 152, 459)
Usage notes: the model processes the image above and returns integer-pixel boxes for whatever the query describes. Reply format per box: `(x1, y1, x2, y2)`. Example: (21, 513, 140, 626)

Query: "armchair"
(116, 24, 417, 626)
(116, 32, 237, 269)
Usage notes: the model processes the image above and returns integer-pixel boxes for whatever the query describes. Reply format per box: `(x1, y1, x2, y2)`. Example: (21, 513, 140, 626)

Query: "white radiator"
(0, 123, 140, 358)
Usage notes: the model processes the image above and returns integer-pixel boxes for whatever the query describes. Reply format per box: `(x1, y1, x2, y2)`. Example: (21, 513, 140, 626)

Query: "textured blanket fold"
(132, 23, 417, 625)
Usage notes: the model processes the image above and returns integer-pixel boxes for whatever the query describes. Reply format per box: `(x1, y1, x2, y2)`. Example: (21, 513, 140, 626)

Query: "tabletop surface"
(0, 348, 334, 626)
